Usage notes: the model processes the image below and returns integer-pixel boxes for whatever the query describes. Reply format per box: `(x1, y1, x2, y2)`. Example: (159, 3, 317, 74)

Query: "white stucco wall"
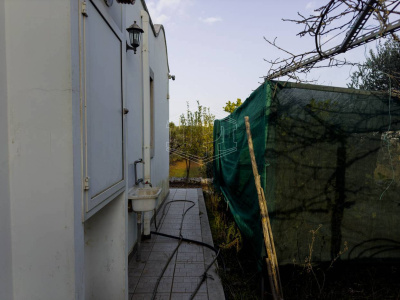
(125, 1, 170, 255)
(84, 194, 127, 300)
(70, 0, 85, 298)
(79, 1, 129, 299)
(4, 1, 78, 299)
(125, 5, 144, 252)
(0, 0, 13, 299)
(148, 21, 170, 202)
(1, 0, 170, 298)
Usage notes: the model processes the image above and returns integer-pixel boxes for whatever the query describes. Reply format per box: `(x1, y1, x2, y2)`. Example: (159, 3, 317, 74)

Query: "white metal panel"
(84, 0, 124, 212)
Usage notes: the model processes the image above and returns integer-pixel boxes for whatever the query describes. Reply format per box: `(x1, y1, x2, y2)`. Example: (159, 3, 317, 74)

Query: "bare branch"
(263, 0, 400, 81)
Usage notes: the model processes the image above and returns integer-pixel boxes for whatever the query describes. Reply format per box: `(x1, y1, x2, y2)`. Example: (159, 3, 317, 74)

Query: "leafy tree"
(168, 122, 182, 163)
(348, 38, 400, 95)
(223, 98, 242, 113)
(169, 101, 215, 181)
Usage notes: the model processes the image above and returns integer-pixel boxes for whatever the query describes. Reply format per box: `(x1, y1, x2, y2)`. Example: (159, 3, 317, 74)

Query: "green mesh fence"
(213, 80, 400, 267)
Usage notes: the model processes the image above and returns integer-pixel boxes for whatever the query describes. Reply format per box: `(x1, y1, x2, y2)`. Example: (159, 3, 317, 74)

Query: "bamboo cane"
(245, 116, 283, 300)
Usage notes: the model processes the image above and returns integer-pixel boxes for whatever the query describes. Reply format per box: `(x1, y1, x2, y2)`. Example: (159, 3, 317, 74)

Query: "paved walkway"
(128, 188, 225, 300)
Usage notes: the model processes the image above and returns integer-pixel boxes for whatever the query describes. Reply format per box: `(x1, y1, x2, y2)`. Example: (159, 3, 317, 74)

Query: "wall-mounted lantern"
(126, 21, 144, 54)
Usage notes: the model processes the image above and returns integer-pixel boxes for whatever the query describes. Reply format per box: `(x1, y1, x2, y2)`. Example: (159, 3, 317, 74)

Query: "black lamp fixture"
(126, 21, 144, 54)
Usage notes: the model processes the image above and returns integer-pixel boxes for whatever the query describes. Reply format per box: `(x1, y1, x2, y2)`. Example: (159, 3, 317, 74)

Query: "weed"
(204, 186, 400, 299)
(305, 224, 323, 273)
(204, 186, 261, 300)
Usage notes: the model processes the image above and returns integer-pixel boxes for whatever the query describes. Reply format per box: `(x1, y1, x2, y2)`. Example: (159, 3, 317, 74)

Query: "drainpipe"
(141, 9, 152, 238)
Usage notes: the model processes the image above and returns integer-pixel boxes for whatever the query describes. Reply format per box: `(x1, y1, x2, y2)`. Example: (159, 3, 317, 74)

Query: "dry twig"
(264, 0, 400, 81)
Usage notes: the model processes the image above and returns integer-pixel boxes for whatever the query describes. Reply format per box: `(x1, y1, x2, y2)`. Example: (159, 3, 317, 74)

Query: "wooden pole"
(245, 116, 283, 300)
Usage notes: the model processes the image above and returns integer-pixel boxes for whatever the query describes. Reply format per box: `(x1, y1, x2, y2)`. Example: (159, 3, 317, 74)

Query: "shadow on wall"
(267, 93, 400, 264)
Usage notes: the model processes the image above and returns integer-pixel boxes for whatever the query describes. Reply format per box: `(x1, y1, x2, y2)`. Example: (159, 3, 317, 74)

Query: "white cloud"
(199, 17, 222, 25)
(155, 14, 170, 24)
(305, 1, 316, 11)
(157, 0, 182, 11)
(305, 0, 327, 12)
(147, 0, 191, 24)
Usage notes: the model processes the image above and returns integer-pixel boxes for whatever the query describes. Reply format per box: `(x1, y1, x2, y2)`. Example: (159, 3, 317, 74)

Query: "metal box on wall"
(81, 0, 126, 218)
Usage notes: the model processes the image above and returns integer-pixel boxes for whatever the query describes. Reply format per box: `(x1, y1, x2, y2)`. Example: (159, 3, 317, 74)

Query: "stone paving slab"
(176, 252, 204, 263)
(172, 276, 207, 293)
(129, 188, 225, 300)
(141, 261, 175, 277)
(135, 277, 173, 293)
(178, 243, 203, 253)
(151, 242, 180, 252)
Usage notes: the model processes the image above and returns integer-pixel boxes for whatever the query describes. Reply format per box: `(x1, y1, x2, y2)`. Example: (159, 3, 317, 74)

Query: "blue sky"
(146, 0, 381, 122)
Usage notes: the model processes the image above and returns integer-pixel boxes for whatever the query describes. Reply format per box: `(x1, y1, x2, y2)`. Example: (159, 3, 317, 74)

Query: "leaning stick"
(245, 116, 283, 300)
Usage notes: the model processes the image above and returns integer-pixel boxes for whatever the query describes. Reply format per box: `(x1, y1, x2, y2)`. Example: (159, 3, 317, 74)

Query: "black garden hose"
(149, 199, 224, 300)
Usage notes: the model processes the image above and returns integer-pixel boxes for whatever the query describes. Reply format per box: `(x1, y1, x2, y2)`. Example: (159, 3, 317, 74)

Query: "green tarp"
(213, 80, 400, 266)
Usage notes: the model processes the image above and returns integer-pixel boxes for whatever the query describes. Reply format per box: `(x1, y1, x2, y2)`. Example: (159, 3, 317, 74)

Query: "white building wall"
(4, 1, 78, 299)
(1, 0, 170, 298)
(84, 194, 127, 300)
(70, 0, 85, 298)
(0, 0, 13, 299)
(125, 1, 170, 255)
(125, 4, 144, 252)
(79, 1, 128, 299)
(126, 4, 144, 190)
(148, 23, 170, 204)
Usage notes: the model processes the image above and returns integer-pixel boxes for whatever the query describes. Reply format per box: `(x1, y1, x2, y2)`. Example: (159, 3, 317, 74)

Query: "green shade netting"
(214, 80, 400, 267)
